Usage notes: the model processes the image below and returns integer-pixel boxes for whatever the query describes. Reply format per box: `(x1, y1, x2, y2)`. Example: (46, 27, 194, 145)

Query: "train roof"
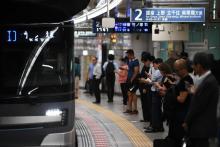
(0, 0, 90, 23)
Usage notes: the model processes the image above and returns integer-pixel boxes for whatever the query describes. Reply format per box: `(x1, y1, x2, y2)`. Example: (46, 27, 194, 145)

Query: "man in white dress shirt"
(92, 57, 102, 104)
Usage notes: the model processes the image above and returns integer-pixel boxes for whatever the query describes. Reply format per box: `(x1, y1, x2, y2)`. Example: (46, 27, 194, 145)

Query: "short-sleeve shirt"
(127, 59, 139, 80)
(140, 65, 150, 78)
(151, 69, 163, 91)
(175, 75, 194, 121)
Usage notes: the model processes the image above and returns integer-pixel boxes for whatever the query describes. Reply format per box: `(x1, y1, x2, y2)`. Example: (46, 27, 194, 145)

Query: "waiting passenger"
(139, 52, 152, 122)
(165, 59, 193, 147)
(180, 52, 193, 73)
(157, 62, 174, 94)
(116, 57, 128, 107)
(211, 57, 220, 146)
(86, 56, 96, 96)
(183, 52, 219, 147)
(92, 57, 102, 104)
(124, 49, 140, 114)
(144, 58, 164, 133)
(103, 54, 118, 102)
(157, 63, 176, 123)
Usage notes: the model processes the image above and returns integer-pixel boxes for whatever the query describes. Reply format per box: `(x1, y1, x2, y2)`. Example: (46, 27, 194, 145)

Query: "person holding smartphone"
(144, 58, 164, 133)
(169, 59, 194, 147)
(183, 52, 219, 147)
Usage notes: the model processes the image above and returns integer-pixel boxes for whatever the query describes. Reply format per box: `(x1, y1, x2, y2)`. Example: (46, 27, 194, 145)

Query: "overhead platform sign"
(93, 18, 152, 33)
(130, 8, 205, 22)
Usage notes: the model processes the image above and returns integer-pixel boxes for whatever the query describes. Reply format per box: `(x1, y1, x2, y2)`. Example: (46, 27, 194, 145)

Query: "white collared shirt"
(93, 63, 102, 79)
(194, 70, 211, 87)
(103, 60, 119, 71)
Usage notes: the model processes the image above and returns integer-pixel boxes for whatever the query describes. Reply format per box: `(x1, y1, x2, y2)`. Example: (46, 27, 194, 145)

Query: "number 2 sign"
(131, 9, 144, 22)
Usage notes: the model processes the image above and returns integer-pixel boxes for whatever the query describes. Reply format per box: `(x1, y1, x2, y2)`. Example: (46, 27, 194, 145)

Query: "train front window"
(0, 25, 73, 99)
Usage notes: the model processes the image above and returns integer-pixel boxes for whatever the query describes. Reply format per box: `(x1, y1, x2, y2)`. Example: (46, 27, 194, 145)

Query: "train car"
(0, 0, 89, 146)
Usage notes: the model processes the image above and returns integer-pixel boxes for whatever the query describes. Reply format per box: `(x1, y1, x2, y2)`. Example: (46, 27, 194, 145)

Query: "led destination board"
(0, 26, 63, 51)
(130, 8, 205, 22)
(5, 30, 54, 43)
(93, 18, 152, 33)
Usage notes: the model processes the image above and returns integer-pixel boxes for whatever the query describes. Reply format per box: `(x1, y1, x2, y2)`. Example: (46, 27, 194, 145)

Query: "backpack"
(105, 62, 115, 77)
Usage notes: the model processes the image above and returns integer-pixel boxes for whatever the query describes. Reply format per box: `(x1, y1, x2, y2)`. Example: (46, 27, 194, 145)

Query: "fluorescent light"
(109, 50, 115, 55)
(74, 14, 87, 24)
(83, 50, 88, 56)
(87, 6, 107, 19)
(109, 0, 122, 9)
(46, 109, 62, 116)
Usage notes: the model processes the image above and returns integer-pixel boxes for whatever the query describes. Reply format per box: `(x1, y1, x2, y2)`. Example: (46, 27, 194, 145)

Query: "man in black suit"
(183, 52, 219, 147)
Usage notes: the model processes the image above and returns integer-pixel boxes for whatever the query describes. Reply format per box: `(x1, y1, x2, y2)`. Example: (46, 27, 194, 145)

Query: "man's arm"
(131, 66, 139, 82)
(87, 65, 90, 80)
(103, 62, 107, 71)
(177, 91, 189, 103)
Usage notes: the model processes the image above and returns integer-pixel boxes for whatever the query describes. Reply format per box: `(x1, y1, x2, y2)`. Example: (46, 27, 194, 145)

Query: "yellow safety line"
(77, 99, 153, 147)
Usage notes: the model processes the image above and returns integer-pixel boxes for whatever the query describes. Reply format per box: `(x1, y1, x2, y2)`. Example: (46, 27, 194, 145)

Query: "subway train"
(0, 0, 89, 146)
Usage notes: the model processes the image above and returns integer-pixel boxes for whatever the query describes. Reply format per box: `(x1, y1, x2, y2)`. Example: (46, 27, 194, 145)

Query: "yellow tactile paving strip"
(77, 99, 153, 147)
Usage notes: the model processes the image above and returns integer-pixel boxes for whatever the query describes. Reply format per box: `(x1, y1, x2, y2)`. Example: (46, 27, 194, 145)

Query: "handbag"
(84, 80, 90, 91)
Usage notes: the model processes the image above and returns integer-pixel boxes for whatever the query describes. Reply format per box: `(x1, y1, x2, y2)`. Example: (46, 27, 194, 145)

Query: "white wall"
(152, 24, 189, 41)
(131, 33, 153, 59)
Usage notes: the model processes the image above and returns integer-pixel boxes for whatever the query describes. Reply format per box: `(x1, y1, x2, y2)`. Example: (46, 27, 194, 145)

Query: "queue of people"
(84, 50, 220, 147)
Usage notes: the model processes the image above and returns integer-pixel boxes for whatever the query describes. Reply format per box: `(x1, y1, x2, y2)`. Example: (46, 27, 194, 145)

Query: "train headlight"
(46, 109, 62, 116)
(46, 109, 68, 126)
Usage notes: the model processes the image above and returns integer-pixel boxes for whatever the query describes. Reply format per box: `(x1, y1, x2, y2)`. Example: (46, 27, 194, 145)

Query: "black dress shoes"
(140, 120, 147, 122)
(144, 126, 153, 130)
(144, 127, 164, 133)
(92, 101, 100, 104)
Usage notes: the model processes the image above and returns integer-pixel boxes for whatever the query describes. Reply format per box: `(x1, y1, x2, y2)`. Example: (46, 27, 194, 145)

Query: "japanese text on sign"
(130, 8, 205, 22)
(93, 18, 152, 33)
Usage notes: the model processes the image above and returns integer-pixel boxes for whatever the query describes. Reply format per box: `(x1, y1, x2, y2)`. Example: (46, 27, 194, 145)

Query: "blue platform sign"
(130, 8, 205, 22)
(93, 18, 152, 33)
